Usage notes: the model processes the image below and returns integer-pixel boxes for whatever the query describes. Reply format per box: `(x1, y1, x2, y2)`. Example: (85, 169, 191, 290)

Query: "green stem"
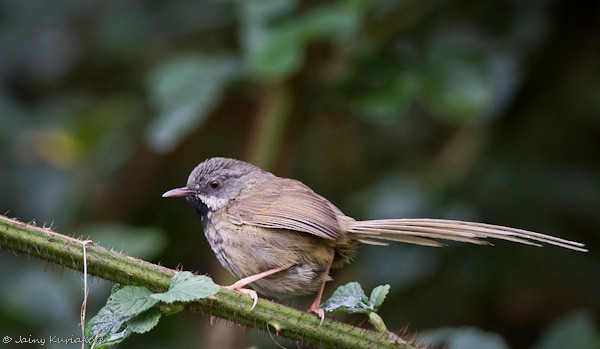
(0, 215, 418, 349)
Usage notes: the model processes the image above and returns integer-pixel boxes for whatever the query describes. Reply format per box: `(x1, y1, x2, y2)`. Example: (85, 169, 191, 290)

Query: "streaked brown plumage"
(163, 157, 586, 318)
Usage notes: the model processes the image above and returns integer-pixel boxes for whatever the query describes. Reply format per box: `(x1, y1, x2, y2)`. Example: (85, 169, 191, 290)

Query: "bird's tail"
(347, 218, 587, 252)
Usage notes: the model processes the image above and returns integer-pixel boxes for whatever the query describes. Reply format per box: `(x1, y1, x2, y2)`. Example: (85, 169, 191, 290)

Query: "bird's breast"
(200, 209, 340, 298)
(202, 215, 237, 275)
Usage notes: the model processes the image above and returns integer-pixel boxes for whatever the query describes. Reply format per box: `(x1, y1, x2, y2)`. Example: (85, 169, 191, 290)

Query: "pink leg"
(225, 263, 293, 309)
(308, 253, 334, 325)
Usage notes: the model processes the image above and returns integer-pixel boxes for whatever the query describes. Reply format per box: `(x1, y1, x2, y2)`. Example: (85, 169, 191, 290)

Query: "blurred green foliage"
(0, 0, 598, 348)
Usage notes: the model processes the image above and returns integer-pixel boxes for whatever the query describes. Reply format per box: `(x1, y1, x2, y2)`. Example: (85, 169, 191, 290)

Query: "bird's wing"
(228, 178, 343, 240)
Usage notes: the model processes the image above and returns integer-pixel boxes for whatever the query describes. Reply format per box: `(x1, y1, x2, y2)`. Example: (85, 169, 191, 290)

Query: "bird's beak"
(162, 187, 194, 198)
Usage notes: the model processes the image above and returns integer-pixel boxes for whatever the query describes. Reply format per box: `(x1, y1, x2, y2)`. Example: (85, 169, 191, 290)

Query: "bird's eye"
(208, 180, 221, 189)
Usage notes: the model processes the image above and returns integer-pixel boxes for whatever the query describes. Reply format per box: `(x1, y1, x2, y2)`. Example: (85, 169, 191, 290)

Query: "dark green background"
(1, 1, 598, 348)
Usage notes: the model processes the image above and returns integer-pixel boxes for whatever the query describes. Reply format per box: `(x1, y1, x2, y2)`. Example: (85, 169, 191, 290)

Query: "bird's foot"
(224, 264, 295, 310)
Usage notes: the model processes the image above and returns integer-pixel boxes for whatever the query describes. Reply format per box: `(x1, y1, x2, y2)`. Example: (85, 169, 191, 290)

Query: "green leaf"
(147, 54, 241, 152)
(322, 282, 370, 314)
(322, 282, 391, 314)
(419, 327, 509, 349)
(294, 5, 359, 41)
(107, 286, 159, 317)
(532, 310, 600, 349)
(84, 304, 132, 349)
(244, 2, 361, 81)
(127, 308, 162, 334)
(85, 273, 219, 347)
(151, 271, 220, 303)
(239, 0, 296, 22)
(159, 303, 185, 316)
(247, 25, 304, 81)
(85, 286, 159, 347)
(421, 61, 493, 122)
(369, 284, 390, 311)
(351, 71, 418, 121)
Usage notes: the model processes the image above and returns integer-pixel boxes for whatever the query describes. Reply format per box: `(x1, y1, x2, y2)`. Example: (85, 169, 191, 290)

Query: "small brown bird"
(163, 157, 586, 320)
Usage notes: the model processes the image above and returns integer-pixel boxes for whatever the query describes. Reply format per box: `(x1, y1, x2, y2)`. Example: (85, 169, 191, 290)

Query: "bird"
(162, 157, 587, 320)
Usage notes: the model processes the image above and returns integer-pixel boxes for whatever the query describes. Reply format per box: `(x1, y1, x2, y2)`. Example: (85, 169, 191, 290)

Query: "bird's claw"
(308, 305, 325, 326)
(225, 285, 259, 310)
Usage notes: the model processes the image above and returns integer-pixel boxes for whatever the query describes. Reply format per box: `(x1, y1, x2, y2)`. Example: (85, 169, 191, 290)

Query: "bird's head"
(163, 157, 263, 212)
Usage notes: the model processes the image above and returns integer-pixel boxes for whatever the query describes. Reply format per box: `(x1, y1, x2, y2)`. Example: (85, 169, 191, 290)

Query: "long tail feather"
(348, 218, 587, 252)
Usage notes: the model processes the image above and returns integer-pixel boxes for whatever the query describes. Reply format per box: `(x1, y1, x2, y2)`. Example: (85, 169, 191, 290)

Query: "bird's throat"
(189, 197, 211, 227)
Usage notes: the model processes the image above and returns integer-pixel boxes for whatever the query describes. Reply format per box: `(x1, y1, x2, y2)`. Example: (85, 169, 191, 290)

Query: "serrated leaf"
(150, 271, 220, 303)
(369, 284, 390, 311)
(321, 282, 370, 314)
(84, 305, 132, 349)
(85, 285, 161, 347)
(128, 308, 162, 334)
(85, 273, 219, 347)
(107, 286, 159, 317)
(323, 282, 392, 314)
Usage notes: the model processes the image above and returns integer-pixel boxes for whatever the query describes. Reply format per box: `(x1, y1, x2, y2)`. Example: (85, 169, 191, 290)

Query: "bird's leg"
(308, 252, 335, 325)
(225, 263, 294, 310)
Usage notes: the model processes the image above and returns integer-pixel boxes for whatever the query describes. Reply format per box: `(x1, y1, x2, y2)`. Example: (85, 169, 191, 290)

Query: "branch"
(0, 215, 419, 349)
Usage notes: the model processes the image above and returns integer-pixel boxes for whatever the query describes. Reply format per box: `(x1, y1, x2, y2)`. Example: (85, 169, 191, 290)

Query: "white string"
(80, 240, 92, 349)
